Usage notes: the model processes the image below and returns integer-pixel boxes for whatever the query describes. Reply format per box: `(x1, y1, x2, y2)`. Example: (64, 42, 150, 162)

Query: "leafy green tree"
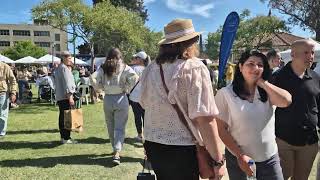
(93, 0, 148, 22)
(205, 9, 288, 60)
(2, 41, 47, 60)
(261, 0, 320, 41)
(86, 0, 160, 61)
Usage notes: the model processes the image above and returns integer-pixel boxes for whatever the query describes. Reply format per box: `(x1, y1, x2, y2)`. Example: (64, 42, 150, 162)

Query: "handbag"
(137, 158, 156, 180)
(64, 107, 84, 132)
(159, 64, 215, 179)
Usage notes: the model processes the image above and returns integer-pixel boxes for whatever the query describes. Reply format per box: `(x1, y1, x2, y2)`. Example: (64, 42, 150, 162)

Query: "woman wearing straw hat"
(139, 19, 225, 180)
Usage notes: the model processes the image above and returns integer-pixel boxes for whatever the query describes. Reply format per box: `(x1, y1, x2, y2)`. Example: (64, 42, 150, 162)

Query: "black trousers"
(57, 99, 71, 140)
(144, 140, 199, 180)
(131, 101, 145, 134)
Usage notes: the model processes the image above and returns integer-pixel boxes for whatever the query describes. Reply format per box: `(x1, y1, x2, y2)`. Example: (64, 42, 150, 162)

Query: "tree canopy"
(93, 0, 148, 22)
(205, 10, 288, 60)
(2, 41, 47, 60)
(32, 0, 161, 66)
(261, 0, 320, 41)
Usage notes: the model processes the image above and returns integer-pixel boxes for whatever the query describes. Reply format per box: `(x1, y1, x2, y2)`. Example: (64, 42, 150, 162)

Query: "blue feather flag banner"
(218, 12, 240, 88)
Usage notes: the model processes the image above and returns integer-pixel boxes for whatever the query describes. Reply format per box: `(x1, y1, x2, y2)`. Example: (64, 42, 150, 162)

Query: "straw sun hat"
(158, 19, 201, 45)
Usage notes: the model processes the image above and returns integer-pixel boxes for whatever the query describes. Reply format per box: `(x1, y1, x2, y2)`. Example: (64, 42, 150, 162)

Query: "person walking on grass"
(0, 61, 17, 138)
(91, 48, 138, 165)
(139, 19, 225, 180)
(54, 51, 77, 144)
(215, 50, 291, 180)
(129, 51, 150, 142)
(272, 39, 320, 180)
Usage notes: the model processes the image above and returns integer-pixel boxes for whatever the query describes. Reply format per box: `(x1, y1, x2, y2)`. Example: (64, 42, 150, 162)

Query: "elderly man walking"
(272, 39, 320, 180)
(0, 61, 17, 138)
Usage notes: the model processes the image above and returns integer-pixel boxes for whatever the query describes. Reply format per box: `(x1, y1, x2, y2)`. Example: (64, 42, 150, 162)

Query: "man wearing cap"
(54, 51, 77, 144)
(0, 61, 17, 138)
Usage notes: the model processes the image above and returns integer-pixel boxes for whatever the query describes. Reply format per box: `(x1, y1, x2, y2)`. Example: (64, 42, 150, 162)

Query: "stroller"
(37, 76, 55, 103)
(38, 84, 54, 102)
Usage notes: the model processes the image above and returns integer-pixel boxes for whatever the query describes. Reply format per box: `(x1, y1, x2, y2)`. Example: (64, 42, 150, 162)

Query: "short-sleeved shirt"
(272, 62, 320, 146)
(139, 59, 219, 146)
(215, 85, 277, 162)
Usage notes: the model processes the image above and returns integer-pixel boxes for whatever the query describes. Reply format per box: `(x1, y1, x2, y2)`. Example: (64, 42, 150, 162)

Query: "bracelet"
(211, 154, 226, 167)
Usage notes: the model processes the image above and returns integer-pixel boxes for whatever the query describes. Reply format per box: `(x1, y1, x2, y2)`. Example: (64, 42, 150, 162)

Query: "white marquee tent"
(15, 56, 38, 64)
(36, 54, 61, 64)
(0, 54, 15, 63)
(280, 38, 320, 64)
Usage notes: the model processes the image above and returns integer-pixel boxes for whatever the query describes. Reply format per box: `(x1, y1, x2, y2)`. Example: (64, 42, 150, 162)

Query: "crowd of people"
(1, 18, 320, 180)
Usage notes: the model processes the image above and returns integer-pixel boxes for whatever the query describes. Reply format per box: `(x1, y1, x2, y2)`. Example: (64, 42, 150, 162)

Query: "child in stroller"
(36, 69, 55, 102)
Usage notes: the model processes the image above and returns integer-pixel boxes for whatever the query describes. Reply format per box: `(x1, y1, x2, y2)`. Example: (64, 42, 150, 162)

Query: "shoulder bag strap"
(159, 64, 196, 141)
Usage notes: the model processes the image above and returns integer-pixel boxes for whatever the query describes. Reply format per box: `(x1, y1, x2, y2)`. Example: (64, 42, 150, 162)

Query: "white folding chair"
(78, 84, 90, 105)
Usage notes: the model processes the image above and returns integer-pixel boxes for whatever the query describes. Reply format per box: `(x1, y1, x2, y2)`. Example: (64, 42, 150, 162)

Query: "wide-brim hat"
(158, 19, 201, 45)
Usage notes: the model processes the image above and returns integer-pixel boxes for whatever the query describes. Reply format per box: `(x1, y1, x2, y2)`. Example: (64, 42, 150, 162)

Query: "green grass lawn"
(0, 92, 145, 179)
(0, 85, 319, 180)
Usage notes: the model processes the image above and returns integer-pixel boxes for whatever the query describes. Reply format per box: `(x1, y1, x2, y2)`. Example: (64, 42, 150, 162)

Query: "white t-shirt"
(129, 65, 145, 102)
(215, 85, 277, 162)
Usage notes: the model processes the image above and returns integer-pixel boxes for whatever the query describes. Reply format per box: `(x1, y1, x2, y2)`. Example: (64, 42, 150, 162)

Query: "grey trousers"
(103, 93, 129, 152)
(225, 149, 284, 180)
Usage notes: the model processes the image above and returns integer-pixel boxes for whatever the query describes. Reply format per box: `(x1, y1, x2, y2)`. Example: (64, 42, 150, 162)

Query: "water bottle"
(247, 159, 256, 179)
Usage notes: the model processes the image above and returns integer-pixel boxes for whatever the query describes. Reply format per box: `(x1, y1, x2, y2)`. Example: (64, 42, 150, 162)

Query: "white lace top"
(139, 58, 219, 145)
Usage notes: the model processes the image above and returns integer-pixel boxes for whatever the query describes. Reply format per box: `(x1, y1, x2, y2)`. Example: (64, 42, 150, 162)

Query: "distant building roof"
(255, 32, 305, 50)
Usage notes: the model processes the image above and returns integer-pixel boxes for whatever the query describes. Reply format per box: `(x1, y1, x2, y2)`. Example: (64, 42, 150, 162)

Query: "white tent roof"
(93, 57, 106, 68)
(36, 54, 61, 63)
(71, 57, 89, 66)
(0, 54, 15, 63)
(15, 56, 38, 64)
(280, 38, 320, 64)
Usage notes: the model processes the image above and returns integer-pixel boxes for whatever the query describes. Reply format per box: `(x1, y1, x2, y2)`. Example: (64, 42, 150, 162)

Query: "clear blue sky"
(0, 0, 314, 50)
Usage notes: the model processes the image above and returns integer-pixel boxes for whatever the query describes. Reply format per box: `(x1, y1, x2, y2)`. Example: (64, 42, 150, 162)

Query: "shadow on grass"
(0, 140, 62, 150)
(8, 129, 59, 135)
(77, 137, 110, 144)
(124, 137, 144, 148)
(0, 154, 142, 168)
(11, 103, 57, 114)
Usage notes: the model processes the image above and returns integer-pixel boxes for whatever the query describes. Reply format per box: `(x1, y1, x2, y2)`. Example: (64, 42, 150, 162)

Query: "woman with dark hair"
(215, 50, 292, 180)
(91, 48, 138, 165)
(139, 19, 225, 180)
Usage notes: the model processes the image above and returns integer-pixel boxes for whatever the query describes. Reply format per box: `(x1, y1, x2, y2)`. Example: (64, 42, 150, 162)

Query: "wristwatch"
(211, 154, 226, 167)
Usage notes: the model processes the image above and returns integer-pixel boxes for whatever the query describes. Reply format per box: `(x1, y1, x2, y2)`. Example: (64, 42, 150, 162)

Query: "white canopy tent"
(280, 38, 320, 64)
(15, 56, 38, 64)
(36, 54, 61, 64)
(93, 57, 106, 68)
(0, 54, 15, 63)
(71, 57, 89, 66)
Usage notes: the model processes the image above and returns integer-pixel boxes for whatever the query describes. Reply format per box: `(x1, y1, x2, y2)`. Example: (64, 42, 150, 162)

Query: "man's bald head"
(291, 39, 315, 69)
(291, 39, 315, 52)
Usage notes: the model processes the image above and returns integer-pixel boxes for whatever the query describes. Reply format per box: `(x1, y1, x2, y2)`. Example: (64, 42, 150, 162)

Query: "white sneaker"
(61, 139, 78, 144)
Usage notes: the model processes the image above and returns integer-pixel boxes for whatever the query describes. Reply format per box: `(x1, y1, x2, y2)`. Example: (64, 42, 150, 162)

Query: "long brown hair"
(102, 48, 122, 77)
(155, 36, 199, 64)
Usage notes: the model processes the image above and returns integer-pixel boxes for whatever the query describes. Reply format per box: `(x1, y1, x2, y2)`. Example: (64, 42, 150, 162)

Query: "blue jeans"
(18, 80, 29, 100)
(226, 149, 284, 180)
(0, 93, 9, 136)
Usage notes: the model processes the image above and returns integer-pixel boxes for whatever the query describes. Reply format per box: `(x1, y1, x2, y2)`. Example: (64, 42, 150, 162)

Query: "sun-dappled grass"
(0, 87, 145, 180)
(0, 85, 319, 180)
